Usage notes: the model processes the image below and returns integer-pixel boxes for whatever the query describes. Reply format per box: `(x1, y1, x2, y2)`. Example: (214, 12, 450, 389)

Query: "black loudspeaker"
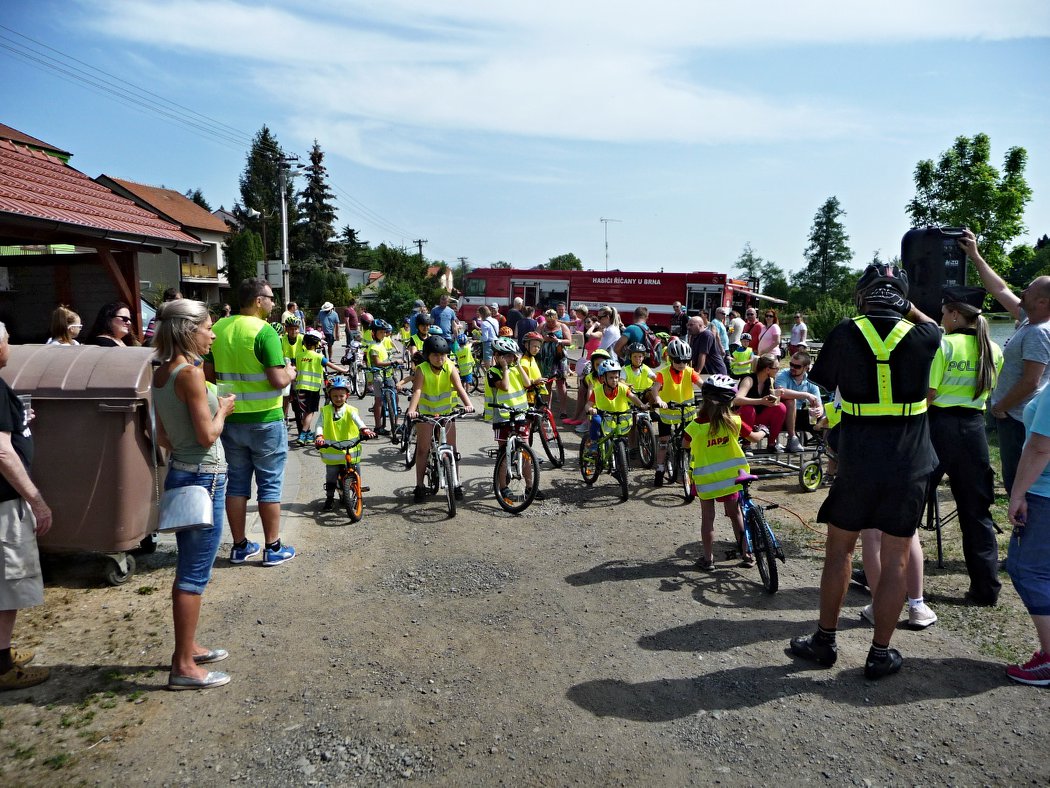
(901, 226, 967, 320)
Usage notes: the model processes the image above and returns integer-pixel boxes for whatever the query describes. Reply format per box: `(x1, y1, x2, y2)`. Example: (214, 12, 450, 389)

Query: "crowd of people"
(3, 231, 1049, 692)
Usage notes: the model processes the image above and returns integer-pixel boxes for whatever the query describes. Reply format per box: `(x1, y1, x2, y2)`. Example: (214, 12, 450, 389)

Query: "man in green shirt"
(205, 278, 298, 566)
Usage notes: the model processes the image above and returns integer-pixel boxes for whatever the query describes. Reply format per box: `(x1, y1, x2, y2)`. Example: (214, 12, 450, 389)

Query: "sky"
(2, 0, 1049, 279)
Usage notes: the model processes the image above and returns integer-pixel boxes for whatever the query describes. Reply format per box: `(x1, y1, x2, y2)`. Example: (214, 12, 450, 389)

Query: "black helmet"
(422, 335, 450, 356)
(855, 262, 908, 309)
(416, 313, 432, 325)
(626, 342, 647, 356)
(701, 374, 738, 404)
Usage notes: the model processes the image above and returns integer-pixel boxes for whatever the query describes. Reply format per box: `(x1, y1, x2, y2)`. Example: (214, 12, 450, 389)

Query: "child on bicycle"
(520, 331, 548, 405)
(570, 347, 613, 433)
(366, 319, 398, 436)
(452, 327, 476, 391)
(484, 337, 538, 495)
(683, 374, 770, 569)
(624, 341, 657, 404)
(314, 376, 376, 511)
(295, 331, 348, 445)
(406, 334, 475, 502)
(281, 316, 304, 427)
(652, 338, 702, 485)
(585, 359, 648, 453)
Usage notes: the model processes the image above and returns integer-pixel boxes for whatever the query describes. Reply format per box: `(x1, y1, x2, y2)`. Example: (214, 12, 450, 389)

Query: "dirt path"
(2, 407, 1047, 785)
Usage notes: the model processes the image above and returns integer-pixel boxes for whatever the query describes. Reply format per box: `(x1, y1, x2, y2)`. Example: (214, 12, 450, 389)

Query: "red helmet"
(360, 312, 374, 324)
(524, 331, 543, 343)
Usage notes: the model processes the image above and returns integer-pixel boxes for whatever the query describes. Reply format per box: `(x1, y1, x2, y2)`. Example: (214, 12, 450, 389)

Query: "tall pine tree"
(295, 140, 339, 265)
(792, 196, 855, 309)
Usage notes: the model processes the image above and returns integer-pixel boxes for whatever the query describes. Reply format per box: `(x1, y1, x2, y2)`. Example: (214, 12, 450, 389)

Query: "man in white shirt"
(788, 313, 809, 356)
(728, 310, 746, 350)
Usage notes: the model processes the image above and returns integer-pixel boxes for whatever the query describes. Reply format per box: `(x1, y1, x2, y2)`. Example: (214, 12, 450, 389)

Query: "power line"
(1, 24, 425, 247)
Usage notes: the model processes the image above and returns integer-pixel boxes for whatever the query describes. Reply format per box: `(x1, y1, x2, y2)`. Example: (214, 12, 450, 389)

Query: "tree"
(223, 229, 263, 299)
(236, 126, 295, 271)
(734, 243, 764, 280)
(792, 196, 855, 309)
(340, 225, 369, 269)
(490, 261, 512, 269)
(734, 243, 790, 301)
(295, 140, 339, 264)
(907, 133, 1032, 274)
(185, 188, 211, 211)
(452, 257, 472, 294)
(1006, 234, 1050, 289)
(545, 253, 583, 271)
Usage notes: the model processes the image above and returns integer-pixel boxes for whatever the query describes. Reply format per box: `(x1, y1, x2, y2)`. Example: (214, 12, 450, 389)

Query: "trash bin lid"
(1, 345, 155, 399)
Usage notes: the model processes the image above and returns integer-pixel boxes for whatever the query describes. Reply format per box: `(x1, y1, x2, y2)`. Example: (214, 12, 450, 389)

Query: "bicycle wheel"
(342, 469, 363, 523)
(612, 439, 629, 502)
(425, 449, 440, 494)
(347, 363, 359, 396)
(539, 410, 565, 468)
(357, 368, 369, 401)
(747, 507, 779, 593)
(666, 437, 681, 484)
(494, 443, 538, 514)
(579, 436, 601, 485)
(799, 460, 823, 492)
(679, 450, 695, 502)
(402, 420, 417, 469)
(441, 453, 457, 517)
(637, 418, 657, 469)
(384, 389, 400, 438)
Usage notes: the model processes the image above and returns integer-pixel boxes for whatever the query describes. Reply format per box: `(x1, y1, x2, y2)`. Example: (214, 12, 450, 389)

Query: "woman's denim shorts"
(165, 468, 226, 595)
(1006, 492, 1050, 616)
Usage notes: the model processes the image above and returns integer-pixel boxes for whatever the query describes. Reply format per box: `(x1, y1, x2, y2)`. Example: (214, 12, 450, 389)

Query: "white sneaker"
(786, 435, 804, 453)
(860, 603, 875, 625)
(908, 601, 938, 629)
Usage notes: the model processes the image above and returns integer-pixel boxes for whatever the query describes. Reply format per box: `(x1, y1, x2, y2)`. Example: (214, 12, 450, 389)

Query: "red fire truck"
(457, 268, 782, 329)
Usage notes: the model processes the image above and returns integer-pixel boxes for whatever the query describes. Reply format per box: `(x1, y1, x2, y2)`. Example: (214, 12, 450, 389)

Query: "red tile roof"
(0, 140, 202, 249)
(0, 123, 71, 158)
(100, 176, 230, 234)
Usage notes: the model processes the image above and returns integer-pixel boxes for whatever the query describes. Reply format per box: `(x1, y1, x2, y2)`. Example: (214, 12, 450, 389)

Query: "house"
(0, 124, 203, 343)
(95, 177, 230, 305)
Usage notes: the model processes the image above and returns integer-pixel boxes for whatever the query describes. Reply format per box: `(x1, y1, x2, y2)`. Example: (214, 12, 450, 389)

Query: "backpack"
(640, 325, 663, 368)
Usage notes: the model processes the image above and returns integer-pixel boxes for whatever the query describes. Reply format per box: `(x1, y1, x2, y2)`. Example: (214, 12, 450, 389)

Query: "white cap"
(491, 302, 500, 310)
(321, 301, 334, 311)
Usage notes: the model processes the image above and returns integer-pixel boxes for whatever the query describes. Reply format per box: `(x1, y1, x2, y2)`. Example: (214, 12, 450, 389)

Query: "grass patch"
(11, 743, 35, 760)
(43, 752, 72, 770)
(135, 586, 157, 596)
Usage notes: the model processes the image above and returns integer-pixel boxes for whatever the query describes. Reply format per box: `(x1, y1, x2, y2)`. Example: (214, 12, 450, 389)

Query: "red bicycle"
(526, 377, 565, 468)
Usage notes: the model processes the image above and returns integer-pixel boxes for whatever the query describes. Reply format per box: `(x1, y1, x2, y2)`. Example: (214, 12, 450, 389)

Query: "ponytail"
(972, 314, 998, 400)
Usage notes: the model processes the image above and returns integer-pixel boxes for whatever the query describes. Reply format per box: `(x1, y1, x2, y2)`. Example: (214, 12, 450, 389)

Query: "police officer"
(928, 286, 1004, 605)
(790, 263, 941, 679)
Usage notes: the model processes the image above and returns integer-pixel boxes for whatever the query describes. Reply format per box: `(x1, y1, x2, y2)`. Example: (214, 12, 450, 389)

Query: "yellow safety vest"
(368, 340, 389, 368)
(840, 316, 928, 417)
(686, 416, 749, 500)
(398, 327, 411, 343)
(212, 315, 283, 415)
(411, 334, 426, 351)
(593, 383, 632, 436)
(484, 365, 528, 422)
(454, 343, 475, 378)
(319, 404, 363, 466)
(625, 364, 654, 394)
(657, 365, 697, 424)
(280, 333, 302, 362)
(930, 332, 1002, 410)
(826, 401, 842, 430)
(730, 347, 754, 376)
(295, 349, 324, 392)
(419, 361, 455, 415)
(520, 354, 545, 402)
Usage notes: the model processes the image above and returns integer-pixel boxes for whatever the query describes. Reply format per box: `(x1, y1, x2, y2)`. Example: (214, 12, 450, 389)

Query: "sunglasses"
(789, 362, 806, 370)
(115, 316, 132, 323)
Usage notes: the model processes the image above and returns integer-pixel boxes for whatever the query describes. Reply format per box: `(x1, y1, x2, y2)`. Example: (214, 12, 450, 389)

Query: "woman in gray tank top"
(152, 300, 235, 690)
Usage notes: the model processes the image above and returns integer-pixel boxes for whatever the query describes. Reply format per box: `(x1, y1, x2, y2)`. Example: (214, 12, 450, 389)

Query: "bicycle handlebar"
(316, 435, 371, 450)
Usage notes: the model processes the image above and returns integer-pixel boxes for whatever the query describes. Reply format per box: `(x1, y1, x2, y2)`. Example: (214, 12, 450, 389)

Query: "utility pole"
(413, 239, 428, 268)
(600, 218, 621, 271)
(278, 154, 304, 302)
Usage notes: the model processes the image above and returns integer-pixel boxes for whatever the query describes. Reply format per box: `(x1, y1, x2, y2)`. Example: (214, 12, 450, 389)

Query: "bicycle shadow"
(566, 657, 1004, 720)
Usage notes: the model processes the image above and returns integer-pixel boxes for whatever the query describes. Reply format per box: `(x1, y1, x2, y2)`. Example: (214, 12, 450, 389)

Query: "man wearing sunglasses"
(774, 352, 824, 452)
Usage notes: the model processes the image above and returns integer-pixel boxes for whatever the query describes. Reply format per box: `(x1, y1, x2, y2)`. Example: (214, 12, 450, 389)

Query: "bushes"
(808, 297, 855, 342)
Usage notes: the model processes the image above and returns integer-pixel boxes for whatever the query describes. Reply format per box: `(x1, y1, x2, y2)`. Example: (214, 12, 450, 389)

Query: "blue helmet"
(328, 376, 350, 392)
(372, 318, 392, 332)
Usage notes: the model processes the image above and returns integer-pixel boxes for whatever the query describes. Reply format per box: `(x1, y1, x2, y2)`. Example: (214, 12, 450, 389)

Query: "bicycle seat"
(735, 472, 758, 483)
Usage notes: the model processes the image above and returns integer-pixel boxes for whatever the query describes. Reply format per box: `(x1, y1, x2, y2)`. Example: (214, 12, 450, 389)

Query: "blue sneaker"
(262, 543, 296, 567)
(230, 540, 261, 564)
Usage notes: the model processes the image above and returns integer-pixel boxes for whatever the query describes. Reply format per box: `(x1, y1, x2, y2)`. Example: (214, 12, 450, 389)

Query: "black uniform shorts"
(818, 474, 929, 538)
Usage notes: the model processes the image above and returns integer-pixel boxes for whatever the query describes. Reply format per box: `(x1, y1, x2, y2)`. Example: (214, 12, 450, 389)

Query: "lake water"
(989, 319, 1018, 349)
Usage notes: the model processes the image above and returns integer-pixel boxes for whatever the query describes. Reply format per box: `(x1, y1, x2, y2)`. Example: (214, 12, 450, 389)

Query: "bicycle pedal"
(765, 503, 779, 510)
(360, 486, 370, 493)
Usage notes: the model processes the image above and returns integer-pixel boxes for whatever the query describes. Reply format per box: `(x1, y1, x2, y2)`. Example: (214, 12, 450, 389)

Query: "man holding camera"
(790, 263, 940, 679)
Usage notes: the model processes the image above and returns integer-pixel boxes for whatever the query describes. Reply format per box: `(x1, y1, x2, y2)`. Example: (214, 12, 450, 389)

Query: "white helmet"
(492, 337, 519, 355)
(667, 338, 691, 362)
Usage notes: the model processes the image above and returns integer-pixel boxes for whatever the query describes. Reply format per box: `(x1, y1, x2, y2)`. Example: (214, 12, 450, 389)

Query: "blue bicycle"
(369, 366, 403, 442)
(735, 472, 787, 594)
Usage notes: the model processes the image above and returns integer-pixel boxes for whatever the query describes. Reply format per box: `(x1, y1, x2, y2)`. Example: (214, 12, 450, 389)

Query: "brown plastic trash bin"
(0, 345, 160, 584)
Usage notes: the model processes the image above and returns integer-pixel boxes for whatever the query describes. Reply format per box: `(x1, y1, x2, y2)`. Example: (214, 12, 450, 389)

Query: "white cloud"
(81, 0, 1050, 169)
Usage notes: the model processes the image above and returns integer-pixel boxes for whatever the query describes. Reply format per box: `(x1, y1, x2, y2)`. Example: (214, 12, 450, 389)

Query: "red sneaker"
(1006, 650, 1050, 686)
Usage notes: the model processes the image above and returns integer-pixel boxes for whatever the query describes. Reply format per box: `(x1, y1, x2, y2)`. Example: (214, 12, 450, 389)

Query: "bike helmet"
(597, 359, 622, 376)
(498, 326, 513, 337)
(701, 374, 738, 403)
(284, 316, 301, 327)
(416, 313, 432, 325)
(854, 262, 909, 309)
(422, 335, 450, 356)
(625, 341, 647, 356)
(667, 338, 691, 363)
(360, 312, 374, 324)
(740, 332, 752, 343)
(590, 348, 612, 361)
(327, 375, 350, 392)
(523, 331, 544, 343)
(457, 333, 469, 346)
(492, 336, 519, 355)
(429, 326, 444, 335)
(372, 318, 392, 332)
